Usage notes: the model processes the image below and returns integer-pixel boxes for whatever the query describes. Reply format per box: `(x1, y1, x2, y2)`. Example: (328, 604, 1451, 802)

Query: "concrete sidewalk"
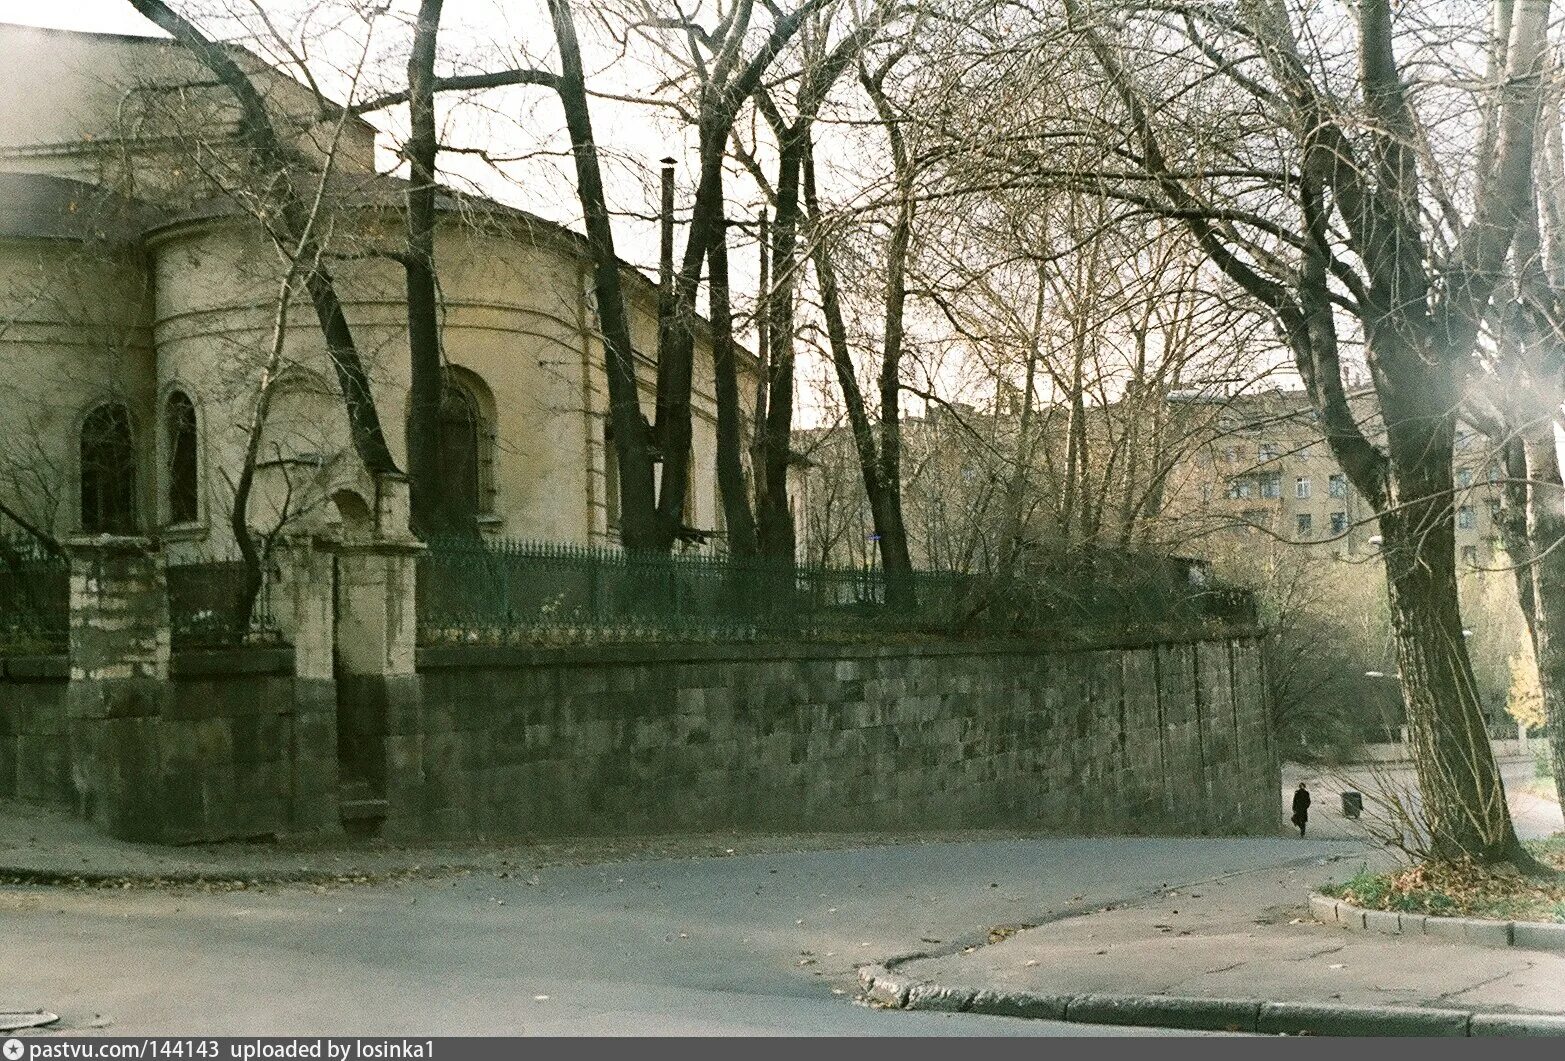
(0, 798, 1087, 886)
(874, 856, 1565, 1034)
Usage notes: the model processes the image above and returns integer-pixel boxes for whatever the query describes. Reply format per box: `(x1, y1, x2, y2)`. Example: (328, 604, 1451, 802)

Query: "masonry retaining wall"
(0, 648, 337, 843)
(411, 632, 1280, 837)
(0, 654, 69, 805)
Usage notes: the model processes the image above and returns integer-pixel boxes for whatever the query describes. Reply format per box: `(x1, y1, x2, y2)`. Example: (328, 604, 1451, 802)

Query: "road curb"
(0, 862, 468, 889)
(856, 964, 1565, 1036)
(1311, 894, 1565, 951)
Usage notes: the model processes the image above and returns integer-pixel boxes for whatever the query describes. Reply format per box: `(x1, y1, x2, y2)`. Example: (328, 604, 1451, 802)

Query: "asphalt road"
(0, 835, 1358, 1036)
(1283, 759, 1561, 841)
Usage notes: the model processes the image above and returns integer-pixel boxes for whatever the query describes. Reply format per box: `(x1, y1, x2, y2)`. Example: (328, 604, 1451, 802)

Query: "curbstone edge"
(1511, 921, 1565, 952)
(1469, 1013, 1565, 1037)
(965, 989, 1070, 1021)
(1066, 994, 1260, 1033)
(1257, 1001, 1469, 1037)
(1308, 893, 1339, 925)
(905, 984, 976, 1012)
(1322, 894, 1564, 951)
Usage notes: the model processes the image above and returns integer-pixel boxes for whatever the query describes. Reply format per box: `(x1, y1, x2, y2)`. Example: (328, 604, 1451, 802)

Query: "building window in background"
(1462, 545, 1479, 566)
(1261, 472, 1281, 498)
(1295, 477, 1311, 499)
(1329, 473, 1347, 498)
(1330, 511, 1347, 535)
(80, 402, 138, 534)
(165, 390, 199, 526)
(1296, 513, 1312, 537)
(1259, 442, 1279, 461)
(1457, 467, 1472, 488)
(1457, 505, 1476, 530)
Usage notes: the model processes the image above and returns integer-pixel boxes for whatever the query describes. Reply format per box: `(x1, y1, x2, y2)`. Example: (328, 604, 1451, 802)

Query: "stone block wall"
(157, 650, 338, 843)
(0, 654, 69, 804)
(5, 524, 1279, 844)
(0, 646, 337, 843)
(413, 632, 1279, 838)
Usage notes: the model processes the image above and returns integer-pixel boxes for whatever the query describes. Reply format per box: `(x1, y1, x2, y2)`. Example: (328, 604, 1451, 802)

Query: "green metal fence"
(0, 534, 68, 654)
(416, 537, 1256, 647)
(167, 556, 282, 650)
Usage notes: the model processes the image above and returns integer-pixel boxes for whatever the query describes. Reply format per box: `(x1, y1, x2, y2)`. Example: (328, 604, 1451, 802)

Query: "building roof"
(0, 172, 163, 243)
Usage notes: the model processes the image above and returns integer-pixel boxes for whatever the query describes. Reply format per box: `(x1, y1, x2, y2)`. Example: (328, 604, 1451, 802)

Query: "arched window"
(80, 403, 138, 533)
(426, 369, 494, 530)
(165, 390, 199, 525)
(439, 383, 481, 525)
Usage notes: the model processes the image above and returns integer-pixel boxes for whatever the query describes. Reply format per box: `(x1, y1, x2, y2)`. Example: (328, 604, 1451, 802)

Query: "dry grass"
(1324, 837, 1565, 923)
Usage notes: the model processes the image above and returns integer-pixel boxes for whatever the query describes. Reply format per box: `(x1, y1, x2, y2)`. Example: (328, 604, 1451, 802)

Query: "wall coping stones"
(169, 647, 294, 678)
(63, 534, 160, 557)
(857, 963, 1564, 1036)
(416, 625, 1264, 672)
(0, 654, 68, 681)
(1311, 893, 1565, 951)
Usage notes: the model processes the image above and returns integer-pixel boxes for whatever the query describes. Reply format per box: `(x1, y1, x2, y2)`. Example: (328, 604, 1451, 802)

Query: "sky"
(3, 1, 160, 36)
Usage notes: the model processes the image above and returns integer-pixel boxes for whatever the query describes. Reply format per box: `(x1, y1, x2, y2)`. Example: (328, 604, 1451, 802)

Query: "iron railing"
(416, 537, 1256, 647)
(166, 556, 282, 650)
(0, 534, 68, 654)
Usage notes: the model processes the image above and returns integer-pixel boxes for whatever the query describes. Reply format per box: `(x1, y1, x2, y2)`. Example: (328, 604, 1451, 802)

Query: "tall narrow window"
(437, 382, 482, 528)
(604, 418, 620, 530)
(80, 403, 138, 533)
(166, 391, 199, 525)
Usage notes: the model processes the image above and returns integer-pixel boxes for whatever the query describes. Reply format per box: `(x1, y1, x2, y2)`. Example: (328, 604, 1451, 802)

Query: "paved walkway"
(889, 856, 1565, 1022)
(2, 835, 1348, 1035)
(1281, 760, 1560, 842)
(0, 798, 1076, 884)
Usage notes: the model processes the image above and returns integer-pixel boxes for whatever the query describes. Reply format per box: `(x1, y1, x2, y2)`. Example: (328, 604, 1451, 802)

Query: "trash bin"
(1341, 791, 1363, 819)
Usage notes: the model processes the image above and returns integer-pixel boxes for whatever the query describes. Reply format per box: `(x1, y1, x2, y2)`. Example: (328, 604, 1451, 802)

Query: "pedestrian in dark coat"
(1291, 783, 1311, 837)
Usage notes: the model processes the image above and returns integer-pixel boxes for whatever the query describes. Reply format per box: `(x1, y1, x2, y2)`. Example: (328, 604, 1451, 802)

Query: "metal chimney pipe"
(659, 156, 676, 302)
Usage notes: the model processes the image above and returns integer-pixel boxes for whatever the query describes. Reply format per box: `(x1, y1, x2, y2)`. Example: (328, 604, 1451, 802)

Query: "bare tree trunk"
(756, 134, 805, 561)
(544, 0, 659, 550)
(751, 208, 772, 516)
(803, 146, 915, 598)
(405, 0, 448, 538)
(1379, 412, 1531, 865)
(709, 217, 759, 557)
(1521, 426, 1565, 802)
(231, 271, 301, 629)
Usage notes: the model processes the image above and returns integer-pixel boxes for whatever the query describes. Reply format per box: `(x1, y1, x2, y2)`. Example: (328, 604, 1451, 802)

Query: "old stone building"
(0, 22, 750, 556)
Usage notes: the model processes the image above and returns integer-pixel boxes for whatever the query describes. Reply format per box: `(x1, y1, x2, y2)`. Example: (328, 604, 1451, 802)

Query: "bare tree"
(1059, 0, 1550, 865)
(404, 0, 450, 537)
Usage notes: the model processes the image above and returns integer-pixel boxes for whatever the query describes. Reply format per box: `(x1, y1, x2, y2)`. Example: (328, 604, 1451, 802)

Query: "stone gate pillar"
(65, 535, 168, 840)
(330, 474, 426, 837)
(270, 533, 343, 837)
